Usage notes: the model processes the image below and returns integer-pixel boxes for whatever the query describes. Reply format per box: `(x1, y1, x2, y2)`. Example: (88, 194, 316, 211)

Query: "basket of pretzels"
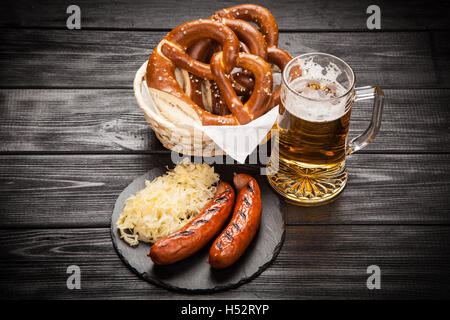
(134, 4, 293, 156)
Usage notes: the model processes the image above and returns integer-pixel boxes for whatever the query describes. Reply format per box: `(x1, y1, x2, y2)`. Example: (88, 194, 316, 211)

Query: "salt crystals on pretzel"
(145, 4, 294, 126)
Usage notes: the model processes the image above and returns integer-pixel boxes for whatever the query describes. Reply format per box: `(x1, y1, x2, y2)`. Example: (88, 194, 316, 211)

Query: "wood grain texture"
(432, 31, 450, 86)
(1, 154, 449, 228)
(0, 30, 437, 88)
(1, 88, 449, 153)
(1, 226, 449, 299)
(0, 89, 164, 151)
(1, 0, 449, 31)
(0, 0, 449, 301)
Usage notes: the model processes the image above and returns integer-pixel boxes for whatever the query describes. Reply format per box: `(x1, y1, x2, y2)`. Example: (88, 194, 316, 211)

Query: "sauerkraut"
(116, 160, 219, 246)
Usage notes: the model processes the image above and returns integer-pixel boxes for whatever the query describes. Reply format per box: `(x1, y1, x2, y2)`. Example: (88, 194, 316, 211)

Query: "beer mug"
(267, 53, 384, 206)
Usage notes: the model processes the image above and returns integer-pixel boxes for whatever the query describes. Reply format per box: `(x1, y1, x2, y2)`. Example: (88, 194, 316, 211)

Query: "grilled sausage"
(208, 174, 262, 269)
(149, 181, 235, 265)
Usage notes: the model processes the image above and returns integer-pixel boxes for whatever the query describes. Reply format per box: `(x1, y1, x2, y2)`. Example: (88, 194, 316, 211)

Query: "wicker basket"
(134, 61, 271, 157)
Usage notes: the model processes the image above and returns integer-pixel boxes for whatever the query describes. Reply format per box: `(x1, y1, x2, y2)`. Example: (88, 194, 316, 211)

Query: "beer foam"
(282, 56, 351, 122)
(298, 55, 343, 84)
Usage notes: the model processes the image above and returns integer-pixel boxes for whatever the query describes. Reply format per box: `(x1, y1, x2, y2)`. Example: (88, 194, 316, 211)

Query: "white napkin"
(141, 81, 279, 163)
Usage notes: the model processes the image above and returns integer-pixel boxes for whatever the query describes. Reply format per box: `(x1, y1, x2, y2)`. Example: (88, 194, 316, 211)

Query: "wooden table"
(1, 0, 449, 299)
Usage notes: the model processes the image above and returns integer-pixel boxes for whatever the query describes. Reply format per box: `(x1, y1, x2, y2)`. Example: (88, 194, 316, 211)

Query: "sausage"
(208, 174, 262, 269)
(149, 181, 235, 265)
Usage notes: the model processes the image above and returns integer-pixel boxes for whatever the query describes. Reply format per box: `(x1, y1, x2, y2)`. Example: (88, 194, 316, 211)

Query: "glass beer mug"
(267, 53, 384, 206)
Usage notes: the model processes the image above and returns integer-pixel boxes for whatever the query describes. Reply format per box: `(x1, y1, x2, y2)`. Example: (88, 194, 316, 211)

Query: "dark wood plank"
(0, 154, 171, 228)
(432, 31, 450, 86)
(1, 0, 449, 31)
(1, 154, 449, 228)
(0, 30, 437, 88)
(1, 88, 449, 153)
(0, 89, 164, 152)
(1, 226, 449, 299)
(0, 29, 157, 88)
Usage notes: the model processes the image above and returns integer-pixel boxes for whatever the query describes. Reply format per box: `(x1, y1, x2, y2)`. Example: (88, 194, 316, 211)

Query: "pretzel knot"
(146, 4, 295, 126)
(214, 4, 294, 113)
(210, 52, 273, 124)
(161, 19, 240, 79)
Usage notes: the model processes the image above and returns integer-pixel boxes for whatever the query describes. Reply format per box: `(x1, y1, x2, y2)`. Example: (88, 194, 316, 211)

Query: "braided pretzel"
(146, 5, 294, 126)
(147, 20, 241, 125)
(184, 39, 212, 109)
(215, 4, 293, 71)
(160, 19, 240, 79)
(211, 52, 273, 124)
(214, 4, 293, 112)
(232, 46, 293, 112)
(185, 29, 263, 115)
(198, 31, 271, 119)
(187, 39, 241, 116)
(184, 17, 268, 110)
(231, 70, 254, 96)
(147, 19, 273, 125)
(214, 4, 279, 47)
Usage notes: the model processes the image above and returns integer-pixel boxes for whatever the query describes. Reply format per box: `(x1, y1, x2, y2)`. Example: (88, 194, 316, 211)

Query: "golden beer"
(267, 53, 384, 206)
(278, 79, 351, 166)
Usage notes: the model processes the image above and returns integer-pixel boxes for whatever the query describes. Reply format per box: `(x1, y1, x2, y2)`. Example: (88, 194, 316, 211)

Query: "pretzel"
(209, 80, 230, 115)
(146, 4, 295, 126)
(214, 17, 267, 60)
(187, 38, 245, 115)
(159, 19, 240, 80)
(230, 70, 253, 96)
(185, 18, 267, 107)
(180, 17, 270, 120)
(186, 39, 229, 115)
(239, 41, 250, 53)
(178, 69, 204, 109)
(210, 51, 273, 124)
(214, 4, 278, 47)
(185, 39, 211, 109)
(230, 46, 293, 112)
(146, 19, 241, 125)
(214, 4, 293, 111)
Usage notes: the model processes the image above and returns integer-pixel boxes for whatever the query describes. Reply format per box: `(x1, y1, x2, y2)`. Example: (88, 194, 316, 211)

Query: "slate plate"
(111, 164, 285, 293)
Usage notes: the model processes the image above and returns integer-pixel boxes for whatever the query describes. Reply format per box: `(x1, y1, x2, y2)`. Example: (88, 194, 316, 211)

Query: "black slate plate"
(111, 164, 285, 293)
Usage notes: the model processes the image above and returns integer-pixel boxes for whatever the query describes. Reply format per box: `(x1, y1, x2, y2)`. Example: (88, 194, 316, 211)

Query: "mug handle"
(347, 86, 384, 154)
